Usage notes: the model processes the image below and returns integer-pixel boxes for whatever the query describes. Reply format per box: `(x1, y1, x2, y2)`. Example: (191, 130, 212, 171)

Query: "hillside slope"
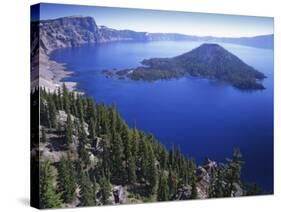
(114, 43, 266, 90)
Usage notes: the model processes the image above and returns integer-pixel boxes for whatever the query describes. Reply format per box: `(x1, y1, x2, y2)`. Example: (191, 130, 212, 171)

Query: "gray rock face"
(173, 185, 192, 200)
(196, 159, 218, 198)
(232, 182, 244, 197)
(40, 16, 100, 52)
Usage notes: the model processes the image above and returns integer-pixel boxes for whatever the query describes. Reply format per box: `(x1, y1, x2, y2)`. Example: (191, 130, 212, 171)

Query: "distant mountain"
(201, 35, 274, 49)
(37, 16, 273, 53)
(114, 44, 266, 90)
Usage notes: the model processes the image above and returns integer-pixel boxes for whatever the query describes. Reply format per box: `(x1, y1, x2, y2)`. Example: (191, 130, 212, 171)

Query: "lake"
(50, 40, 273, 192)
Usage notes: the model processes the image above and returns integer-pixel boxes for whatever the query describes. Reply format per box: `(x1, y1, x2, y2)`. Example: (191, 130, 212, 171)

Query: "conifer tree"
(160, 148, 168, 170)
(89, 118, 96, 139)
(70, 92, 78, 117)
(62, 83, 70, 113)
(91, 176, 97, 205)
(137, 137, 149, 181)
(147, 145, 158, 193)
(111, 132, 126, 184)
(209, 168, 224, 198)
(57, 87, 63, 110)
(78, 123, 90, 166)
(65, 113, 73, 147)
(169, 145, 175, 169)
(121, 126, 137, 184)
(77, 95, 85, 121)
(225, 148, 243, 196)
(79, 171, 95, 206)
(157, 172, 169, 201)
(127, 153, 137, 184)
(48, 96, 57, 129)
(99, 136, 111, 178)
(99, 174, 111, 205)
(168, 168, 177, 197)
(190, 180, 198, 199)
(39, 161, 62, 208)
(57, 156, 76, 203)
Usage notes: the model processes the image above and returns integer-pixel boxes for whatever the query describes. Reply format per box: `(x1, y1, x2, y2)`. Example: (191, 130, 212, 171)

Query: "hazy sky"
(35, 3, 274, 38)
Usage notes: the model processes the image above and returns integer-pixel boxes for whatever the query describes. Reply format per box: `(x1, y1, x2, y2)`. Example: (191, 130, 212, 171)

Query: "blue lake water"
(50, 41, 274, 192)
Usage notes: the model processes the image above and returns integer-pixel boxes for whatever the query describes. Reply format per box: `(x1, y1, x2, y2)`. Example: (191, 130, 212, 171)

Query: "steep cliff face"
(39, 16, 100, 52)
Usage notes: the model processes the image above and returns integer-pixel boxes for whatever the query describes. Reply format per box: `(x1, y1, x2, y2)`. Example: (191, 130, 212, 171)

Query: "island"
(105, 43, 266, 90)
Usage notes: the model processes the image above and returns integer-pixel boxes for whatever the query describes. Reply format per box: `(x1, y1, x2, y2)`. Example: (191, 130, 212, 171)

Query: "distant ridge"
(36, 16, 273, 53)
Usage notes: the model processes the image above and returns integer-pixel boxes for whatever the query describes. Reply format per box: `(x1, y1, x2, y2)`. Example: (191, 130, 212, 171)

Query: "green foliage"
(208, 168, 225, 198)
(146, 145, 158, 193)
(190, 181, 198, 199)
(224, 148, 244, 196)
(117, 44, 266, 90)
(38, 86, 255, 207)
(91, 177, 97, 205)
(168, 168, 177, 197)
(48, 95, 57, 129)
(62, 83, 70, 114)
(57, 156, 76, 203)
(157, 172, 169, 201)
(99, 174, 111, 205)
(78, 122, 90, 166)
(39, 161, 62, 208)
(79, 170, 95, 206)
(65, 113, 73, 147)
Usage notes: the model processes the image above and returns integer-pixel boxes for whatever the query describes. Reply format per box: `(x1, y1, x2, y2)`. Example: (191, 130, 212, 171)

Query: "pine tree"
(57, 156, 76, 203)
(89, 118, 96, 141)
(91, 176, 97, 205)
(48, 96, 57, 129)
(99, 174, 111, 205)
(209, 168, 225, 198)
(160, 148, 168, 170)
(168, 168, 177, 197)
(157, 172, 169, 201)
(111, 132, 126, 184)
(65, 113, 73, 147)
(57, 87, 63, 110)
(70, 92, 78, 117)
(137, 137, 149, 182)
(99, 135, 111, 179)
(191, 181, 198, 199)
(169, 145, 175, 169)
(62, 83, 70, 113)
(121, 126, 136, 184)
(77, 94, 85, 121)
(147, 144, 158, 193)
(78, 122, 90, 166)
(79, 171, 95, 206)
(127, 153, 137, 184)
(225, 148, 243, 196)
(39, 161, 62, 208)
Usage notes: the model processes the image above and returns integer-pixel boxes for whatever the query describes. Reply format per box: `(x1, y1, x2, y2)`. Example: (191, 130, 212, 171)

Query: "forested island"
(31, 85, 262, 209)
(105, 43, 266, 90)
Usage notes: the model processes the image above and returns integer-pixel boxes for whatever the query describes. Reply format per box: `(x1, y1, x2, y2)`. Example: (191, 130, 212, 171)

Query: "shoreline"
(38, 49, 80, 93)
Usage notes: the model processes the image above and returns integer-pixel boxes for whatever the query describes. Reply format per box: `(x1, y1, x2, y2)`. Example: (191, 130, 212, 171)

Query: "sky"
(32, 3, 274, 38)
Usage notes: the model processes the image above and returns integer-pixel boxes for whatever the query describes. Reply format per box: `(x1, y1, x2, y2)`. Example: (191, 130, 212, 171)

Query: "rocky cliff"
(37, 16, 274, 54)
